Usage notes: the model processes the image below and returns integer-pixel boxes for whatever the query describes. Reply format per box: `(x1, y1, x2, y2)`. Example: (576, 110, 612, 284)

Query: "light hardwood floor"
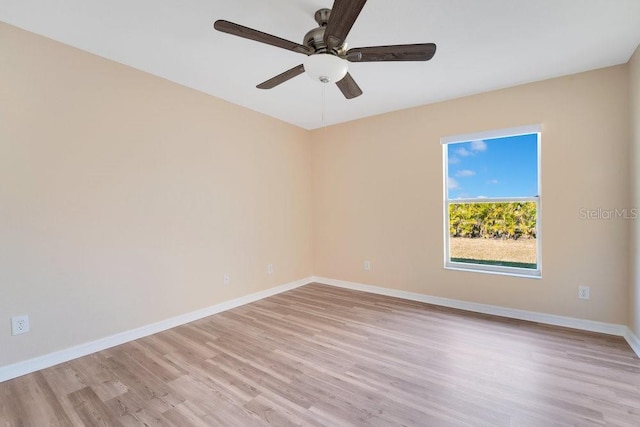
(1, 283, 640, 426)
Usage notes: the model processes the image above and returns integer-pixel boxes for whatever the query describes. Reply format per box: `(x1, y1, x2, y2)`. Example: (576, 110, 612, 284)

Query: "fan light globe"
(304, 54, 348, 83)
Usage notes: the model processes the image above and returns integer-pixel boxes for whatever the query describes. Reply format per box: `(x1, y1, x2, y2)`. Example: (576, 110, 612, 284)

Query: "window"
(442, 125, 541, 277)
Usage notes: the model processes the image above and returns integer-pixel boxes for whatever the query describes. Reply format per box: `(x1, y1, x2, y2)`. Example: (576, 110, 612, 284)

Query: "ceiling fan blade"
(214, 20, 312, 55)
(336, 72, 363, 99)
(257, 64, 305, 89)
(324, 0, 368, 50)
(346, 43, 437, 62)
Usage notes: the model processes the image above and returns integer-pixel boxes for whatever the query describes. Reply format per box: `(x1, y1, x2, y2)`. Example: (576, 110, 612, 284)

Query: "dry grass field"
(450, 237, 537, 264)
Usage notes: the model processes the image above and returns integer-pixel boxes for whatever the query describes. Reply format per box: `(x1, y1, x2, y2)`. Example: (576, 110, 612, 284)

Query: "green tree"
(449, 202, 536, 240)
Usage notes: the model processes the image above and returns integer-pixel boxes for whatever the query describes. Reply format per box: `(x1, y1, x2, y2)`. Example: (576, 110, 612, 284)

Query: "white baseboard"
(313, 276, 640, 357)
(0, 277, 313, 383)
(625, 327, 640, 357)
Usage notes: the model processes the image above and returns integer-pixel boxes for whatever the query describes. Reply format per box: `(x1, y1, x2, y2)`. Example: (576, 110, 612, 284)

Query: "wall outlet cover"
(11, 315, 30, 335)
(578, 286, 590, 300)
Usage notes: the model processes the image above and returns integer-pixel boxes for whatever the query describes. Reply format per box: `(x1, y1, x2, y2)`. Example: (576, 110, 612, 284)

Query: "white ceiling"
(2, 1, 640, 129)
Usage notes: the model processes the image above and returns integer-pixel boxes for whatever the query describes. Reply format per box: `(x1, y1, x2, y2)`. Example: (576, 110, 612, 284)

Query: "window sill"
(445, 262, 541, 279)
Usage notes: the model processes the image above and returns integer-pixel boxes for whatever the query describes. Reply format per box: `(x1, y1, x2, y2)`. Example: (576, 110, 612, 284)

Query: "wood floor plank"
(2, 283, 640, 426)
(67, 387, 123, 426)
(160, 401, 211, 427)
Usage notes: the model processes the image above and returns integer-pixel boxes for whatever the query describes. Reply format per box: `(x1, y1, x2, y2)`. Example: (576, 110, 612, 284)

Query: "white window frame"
(442, 124, 542, 278)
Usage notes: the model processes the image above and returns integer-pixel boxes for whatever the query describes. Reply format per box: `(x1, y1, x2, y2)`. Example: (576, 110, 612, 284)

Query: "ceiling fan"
(214, 0, 436, 99)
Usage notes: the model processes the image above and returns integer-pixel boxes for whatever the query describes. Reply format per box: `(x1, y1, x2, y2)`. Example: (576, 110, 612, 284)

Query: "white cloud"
(471, 140, 487, 152)
(477, 195, 488, 199)
(448, 177, 459, 189)
(456, 169, 476, 177)
(455, 147, 472, 157)
(454, 140, 486, 158)
(487, 179, 499, 184)
(448, 156, 460, 165)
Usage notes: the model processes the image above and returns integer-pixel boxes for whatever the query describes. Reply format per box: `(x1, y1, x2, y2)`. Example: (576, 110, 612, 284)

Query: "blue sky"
(447, 133, 538, 199)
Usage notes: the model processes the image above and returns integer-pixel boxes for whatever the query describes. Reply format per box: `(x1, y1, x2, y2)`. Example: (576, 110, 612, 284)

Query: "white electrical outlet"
(267, 264, 274, 274)
(364, 260, 371, 271)
(11, 315, 30, 335)
(223, 274, 230, 285)
(578, 286, 590, 300)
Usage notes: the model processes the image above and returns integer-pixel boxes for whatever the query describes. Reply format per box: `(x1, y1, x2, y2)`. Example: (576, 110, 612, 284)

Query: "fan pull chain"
(321, 82, 326, 125)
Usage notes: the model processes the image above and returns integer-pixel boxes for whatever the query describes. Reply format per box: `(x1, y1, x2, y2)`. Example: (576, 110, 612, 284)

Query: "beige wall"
(630, 44, 640, 337)
(0, 23, 314, 366)
(312, 65, 630, 324)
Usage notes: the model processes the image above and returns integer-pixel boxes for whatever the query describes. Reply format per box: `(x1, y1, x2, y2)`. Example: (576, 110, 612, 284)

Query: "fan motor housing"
(304, 9, 347, 56)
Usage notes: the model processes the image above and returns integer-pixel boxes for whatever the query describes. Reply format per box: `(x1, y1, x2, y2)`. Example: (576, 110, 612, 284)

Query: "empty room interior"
(2, 0, 640, 425)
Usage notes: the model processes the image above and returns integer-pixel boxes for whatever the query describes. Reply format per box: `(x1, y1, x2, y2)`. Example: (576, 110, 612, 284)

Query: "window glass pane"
(447, 134, 538, 199)
(448, 201, 537, 269)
